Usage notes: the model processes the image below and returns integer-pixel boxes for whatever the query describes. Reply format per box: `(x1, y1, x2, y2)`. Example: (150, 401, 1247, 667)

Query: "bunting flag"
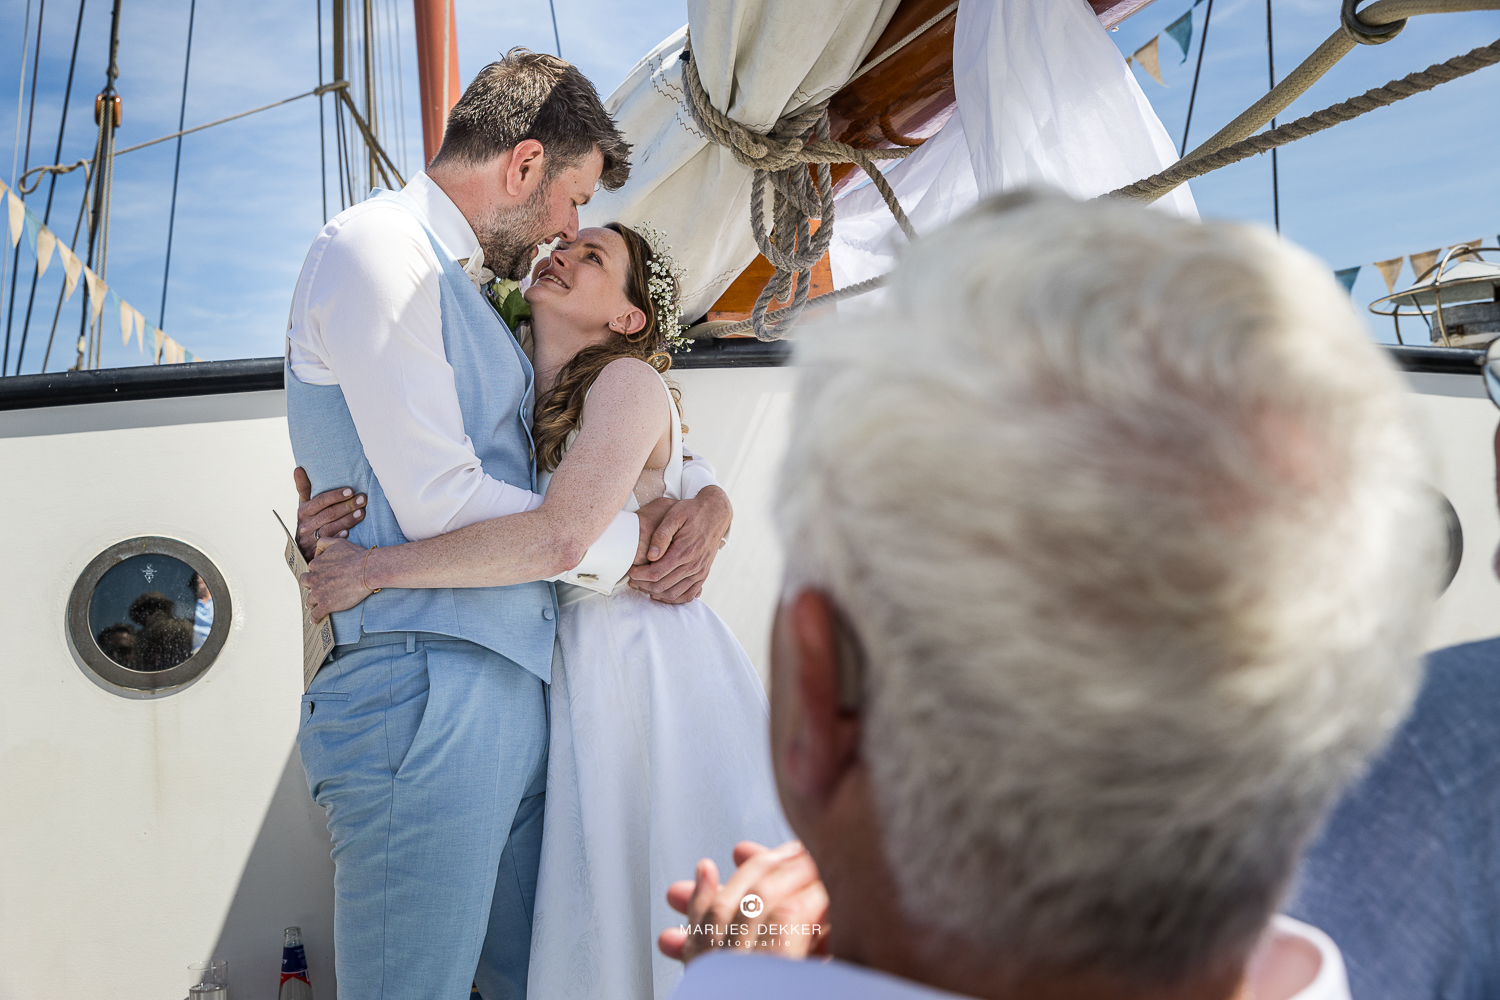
(0, 187, 206, 365)
(1130, 37, 1165, 86)
(153, 327, 165, 364)
(57, 243, 81, 299)
(83, 267, 107, 321)
(1334, 266, 1360, 294)
(1409, 249, 1442, 281)
(1164, 11, 1193, 62)
(1372, 257, 1403, 293)
(192, 354, 203, 363)
(35, 226, 55, 276)
(6, 192, 22, 249)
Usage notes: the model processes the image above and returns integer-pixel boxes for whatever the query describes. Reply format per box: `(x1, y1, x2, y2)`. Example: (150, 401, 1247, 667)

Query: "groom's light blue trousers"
(298, 631, 548, 1000)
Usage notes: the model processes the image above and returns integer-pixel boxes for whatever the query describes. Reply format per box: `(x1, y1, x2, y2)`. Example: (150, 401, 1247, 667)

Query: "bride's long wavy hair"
(532, 222, 681, 473)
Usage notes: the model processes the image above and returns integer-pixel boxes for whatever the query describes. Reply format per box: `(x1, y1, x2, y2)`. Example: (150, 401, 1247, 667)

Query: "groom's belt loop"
(336, 630, 458, 653)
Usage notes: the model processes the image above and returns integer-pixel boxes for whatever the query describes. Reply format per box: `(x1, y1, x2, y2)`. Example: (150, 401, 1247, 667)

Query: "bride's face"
(525, 227, 645, 344)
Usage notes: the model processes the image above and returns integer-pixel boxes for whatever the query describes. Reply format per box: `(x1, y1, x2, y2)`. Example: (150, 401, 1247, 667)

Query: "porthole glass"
(69, 538, 230, 693)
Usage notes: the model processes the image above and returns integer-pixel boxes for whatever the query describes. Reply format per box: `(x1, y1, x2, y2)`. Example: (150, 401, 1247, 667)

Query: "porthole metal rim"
(67, 535, 232, 693)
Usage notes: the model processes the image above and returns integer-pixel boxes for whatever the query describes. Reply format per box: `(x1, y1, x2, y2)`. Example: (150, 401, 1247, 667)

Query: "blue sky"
(0, 0, 1496, 373)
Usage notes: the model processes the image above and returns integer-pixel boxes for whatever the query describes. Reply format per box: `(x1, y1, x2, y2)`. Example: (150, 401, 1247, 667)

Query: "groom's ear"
(503, 139, 547, 198)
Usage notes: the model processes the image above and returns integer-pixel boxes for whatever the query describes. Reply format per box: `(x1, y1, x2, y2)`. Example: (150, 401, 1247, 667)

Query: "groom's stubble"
(474, 175, 556, 280)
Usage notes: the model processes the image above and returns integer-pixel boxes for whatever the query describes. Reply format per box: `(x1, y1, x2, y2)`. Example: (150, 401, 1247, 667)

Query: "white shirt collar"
(399, 172, 492, 282)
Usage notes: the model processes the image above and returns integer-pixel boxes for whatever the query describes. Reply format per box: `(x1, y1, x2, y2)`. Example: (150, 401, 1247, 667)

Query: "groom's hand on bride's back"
(294, 467, 367, 562)
(628, 486, 733, 605)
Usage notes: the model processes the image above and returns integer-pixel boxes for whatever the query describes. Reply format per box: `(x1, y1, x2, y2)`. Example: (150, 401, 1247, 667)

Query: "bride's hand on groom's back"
(629, 486, 734, 605)
(657, 840, 830, 964)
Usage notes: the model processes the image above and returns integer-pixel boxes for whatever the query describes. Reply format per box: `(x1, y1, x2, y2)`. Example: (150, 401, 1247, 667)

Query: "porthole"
(68, 537, 231, 693)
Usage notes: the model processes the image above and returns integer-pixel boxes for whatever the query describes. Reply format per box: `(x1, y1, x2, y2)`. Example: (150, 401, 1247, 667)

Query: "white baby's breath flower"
(635, 223, 692, 353)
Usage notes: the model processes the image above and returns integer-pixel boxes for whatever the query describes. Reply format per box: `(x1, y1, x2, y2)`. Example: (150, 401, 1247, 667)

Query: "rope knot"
(679, 34, 916, 340)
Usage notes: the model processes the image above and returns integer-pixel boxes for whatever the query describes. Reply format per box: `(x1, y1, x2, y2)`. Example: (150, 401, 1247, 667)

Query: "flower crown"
(635, 222, 692, 353)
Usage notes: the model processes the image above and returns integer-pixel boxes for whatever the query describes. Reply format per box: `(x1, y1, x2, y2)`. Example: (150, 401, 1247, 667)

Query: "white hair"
(776, 190, 1440, 982)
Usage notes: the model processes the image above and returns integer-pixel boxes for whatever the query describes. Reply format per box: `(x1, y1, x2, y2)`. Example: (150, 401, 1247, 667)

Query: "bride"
(301, 222, 793, 1000)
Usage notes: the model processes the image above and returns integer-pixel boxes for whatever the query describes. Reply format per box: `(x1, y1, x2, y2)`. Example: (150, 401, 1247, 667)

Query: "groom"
(285, 50, 732, 999)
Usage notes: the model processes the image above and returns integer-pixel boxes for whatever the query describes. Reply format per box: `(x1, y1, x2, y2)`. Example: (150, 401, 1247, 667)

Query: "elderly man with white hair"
(657, 190, 1443, 1000)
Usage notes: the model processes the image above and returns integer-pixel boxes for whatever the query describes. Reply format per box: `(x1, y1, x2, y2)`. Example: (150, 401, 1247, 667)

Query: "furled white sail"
(830, 0, 1198, 293)
(580, 0, 902, 321)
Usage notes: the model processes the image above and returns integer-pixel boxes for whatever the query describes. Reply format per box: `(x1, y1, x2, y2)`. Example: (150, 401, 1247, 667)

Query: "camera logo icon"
(739, 893, 764, 918)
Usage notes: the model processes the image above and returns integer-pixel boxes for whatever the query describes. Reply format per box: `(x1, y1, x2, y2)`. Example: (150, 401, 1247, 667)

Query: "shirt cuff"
(680, 457, 720, 500)
(547, 510, 639, 594)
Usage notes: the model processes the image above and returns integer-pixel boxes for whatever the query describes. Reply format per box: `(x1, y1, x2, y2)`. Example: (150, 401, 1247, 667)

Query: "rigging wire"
(1267, 0, 1280, 232)
(318, 0, 328, 222)
(79, 0, 123, 370)
(549, 0, 562, 57)
(16, 0, 87, 376)
(158, 0, 198, 332)
(391, 0, 409, 177)
(1, 0, 35, 376)
(4, 0, 44, 376)
(1180, 0, 1214, 157)
(39, 160, 90, 371)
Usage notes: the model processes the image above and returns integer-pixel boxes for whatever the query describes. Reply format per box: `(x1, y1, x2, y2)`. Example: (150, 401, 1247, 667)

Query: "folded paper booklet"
(275, 511, 336, 691)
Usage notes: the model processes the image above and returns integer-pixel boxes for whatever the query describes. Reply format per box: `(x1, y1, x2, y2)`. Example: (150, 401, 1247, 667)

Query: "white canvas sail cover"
(580, 0, 902, 321)
(830, 0, 1197, 293)
(586, 0, 1196, 323)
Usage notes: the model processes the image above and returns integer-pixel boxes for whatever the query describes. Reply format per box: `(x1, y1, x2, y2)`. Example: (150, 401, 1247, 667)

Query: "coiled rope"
(689, 0, 1500, 340)
(1110, 35, 1500, 203)
(680, 35, 916, 340)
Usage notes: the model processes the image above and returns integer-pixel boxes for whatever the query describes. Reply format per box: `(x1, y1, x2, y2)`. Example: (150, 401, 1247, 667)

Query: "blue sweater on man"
(1288, 637, 1500, 1000)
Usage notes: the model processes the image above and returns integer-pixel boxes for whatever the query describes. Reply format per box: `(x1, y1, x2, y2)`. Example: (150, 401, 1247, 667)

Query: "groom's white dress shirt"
(288, 172, 717, 586)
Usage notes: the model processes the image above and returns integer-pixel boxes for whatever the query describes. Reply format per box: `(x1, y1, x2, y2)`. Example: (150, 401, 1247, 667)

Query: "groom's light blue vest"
(285, 188, 557, 683)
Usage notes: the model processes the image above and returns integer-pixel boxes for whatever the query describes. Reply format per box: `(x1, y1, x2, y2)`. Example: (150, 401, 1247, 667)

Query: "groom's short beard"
(475, 175, 555, 280)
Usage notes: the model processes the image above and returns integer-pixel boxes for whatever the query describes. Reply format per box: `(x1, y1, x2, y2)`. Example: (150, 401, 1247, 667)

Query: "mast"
(413, 0, 460, 165)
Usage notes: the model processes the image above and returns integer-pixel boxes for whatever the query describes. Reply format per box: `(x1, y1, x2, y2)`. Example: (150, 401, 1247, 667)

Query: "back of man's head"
(431, 47, 630, 189)
(776, 191, 1440, 985)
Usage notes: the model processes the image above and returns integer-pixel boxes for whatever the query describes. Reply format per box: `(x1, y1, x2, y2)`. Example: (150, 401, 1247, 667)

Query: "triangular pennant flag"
(120, 298, 134, 347)
(1334, 266, 1360, 294)
(1410, 249, 1442, 281)
(191, 354, 202, 363)
(23, 209, 39, 252)
(132, 307, 146, 353)
(1131, 37, 1165, 86)
(84, 267, 107, 321)
(6, 192, 23, 249)
(1165, 11, 1193, 62)
(0, 176, 8, 196)
(1372, 257, 1403, 293)
(58, 243, 81, 299)
(35, 226, 55, 276)
(153, 327, 165, 364)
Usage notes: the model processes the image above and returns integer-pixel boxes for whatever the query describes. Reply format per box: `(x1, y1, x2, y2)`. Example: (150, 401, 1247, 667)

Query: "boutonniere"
(483, 278, 532, 330)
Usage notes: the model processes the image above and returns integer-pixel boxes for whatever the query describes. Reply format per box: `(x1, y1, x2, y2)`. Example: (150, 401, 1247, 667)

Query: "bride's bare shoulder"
(589, 356, 664, 399)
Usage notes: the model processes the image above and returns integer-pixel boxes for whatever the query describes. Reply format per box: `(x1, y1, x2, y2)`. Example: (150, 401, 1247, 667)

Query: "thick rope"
(680, 34, 916, 340)
(1184, 0, 1500, 162)
(1110, 36, 1500, 203)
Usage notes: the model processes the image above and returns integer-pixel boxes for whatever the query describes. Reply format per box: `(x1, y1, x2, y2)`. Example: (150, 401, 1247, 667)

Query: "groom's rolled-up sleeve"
(294, 203, 641, 569)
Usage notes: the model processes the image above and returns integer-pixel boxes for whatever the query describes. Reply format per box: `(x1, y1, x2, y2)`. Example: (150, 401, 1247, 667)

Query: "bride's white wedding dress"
(527, 374, 794, 1000)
